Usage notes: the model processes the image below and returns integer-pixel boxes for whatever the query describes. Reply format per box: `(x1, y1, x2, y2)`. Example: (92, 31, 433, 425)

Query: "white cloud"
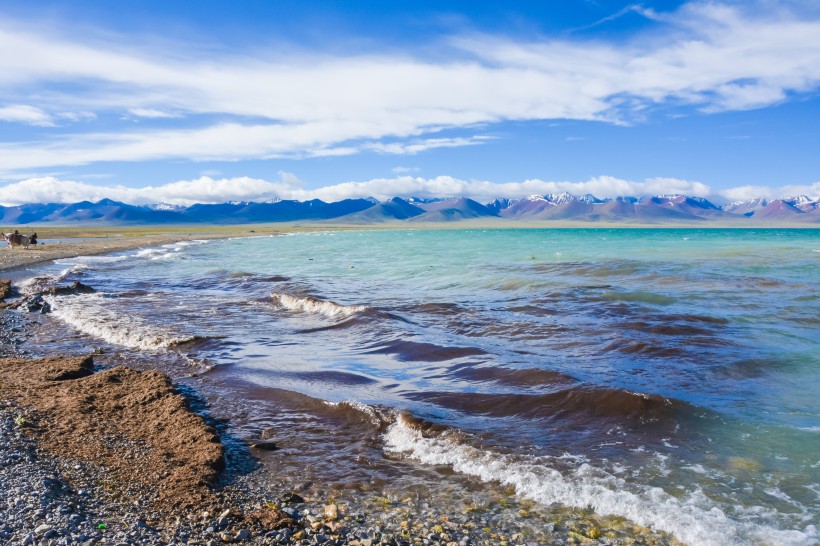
(719, 185, 775, 202)
(392, 166, 420, 174)
(2, 174, 815, 207)
(0, 2, 817, 170)
(128, 108, 179, 119)
(720, 182, 820, 201)
(57, 111, 96, 122)
(364, 136, 492, 155)
(0, 104, 55, 126)
(0, 175, 302, 207)
(0, 173, 704, 206)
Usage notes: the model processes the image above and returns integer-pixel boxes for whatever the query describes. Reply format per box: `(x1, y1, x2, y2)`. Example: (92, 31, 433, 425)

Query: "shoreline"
(0, 228, 278, 273)
(0, 231, 688, 545)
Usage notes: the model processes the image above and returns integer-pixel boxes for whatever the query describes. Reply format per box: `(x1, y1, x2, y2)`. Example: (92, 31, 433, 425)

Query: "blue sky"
(0, 0, 819, 205)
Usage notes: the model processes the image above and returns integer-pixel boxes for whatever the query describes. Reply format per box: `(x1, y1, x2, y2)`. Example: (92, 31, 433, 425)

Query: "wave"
(323, 400, 391, 429)
(449, 364, 577, 388)
(43, 293, 198, 351)
(270, 292, 368, 319)
(407, 386, 688, 427)
(384, 414, 814, 546)
(364, 338, 487, 362)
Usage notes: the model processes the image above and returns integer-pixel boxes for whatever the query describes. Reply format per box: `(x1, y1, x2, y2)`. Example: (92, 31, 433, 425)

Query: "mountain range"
(1, 194, 818, 225)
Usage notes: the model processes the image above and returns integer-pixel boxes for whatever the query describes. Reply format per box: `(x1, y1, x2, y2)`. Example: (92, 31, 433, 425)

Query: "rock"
(34, 524, 51, 535)
(234, 528, 250, 540)
(44, 282, 96, 296)
(249, 440, 277, 451)
(324, 504, 339, 521)
(23, 295, 49, 313)
(0, 280, 11, 301)
(247, 507, 295, 530)
(280, 492, 305, 505)
(259, 427, 276, 439)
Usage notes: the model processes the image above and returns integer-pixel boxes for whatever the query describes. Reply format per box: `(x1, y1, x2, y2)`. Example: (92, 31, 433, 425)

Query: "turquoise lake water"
(25, 228, 820, 545)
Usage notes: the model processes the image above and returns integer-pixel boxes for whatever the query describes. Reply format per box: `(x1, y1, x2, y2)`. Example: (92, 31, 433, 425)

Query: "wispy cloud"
(0, 104, 55, 126)
(128, 108, 180, 119)
(392, 166, 420, 174)
(0, 2, 818, 171)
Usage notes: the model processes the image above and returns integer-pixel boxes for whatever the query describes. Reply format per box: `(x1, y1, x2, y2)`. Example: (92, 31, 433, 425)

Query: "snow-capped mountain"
(785, 195, 819, 212)
(544, 192, 577, 204)
(147, 203, 187, 212)
(0, 192, 817, 225)
(722, 198, 770, 216)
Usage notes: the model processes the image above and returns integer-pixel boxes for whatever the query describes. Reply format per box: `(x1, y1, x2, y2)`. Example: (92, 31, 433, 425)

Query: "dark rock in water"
(250, 440, 278, 451)
(280, 492, 305, 505)
(44, 281, 96, 296)
(24, 295, 50, 314)
(0, 280, 11, 301)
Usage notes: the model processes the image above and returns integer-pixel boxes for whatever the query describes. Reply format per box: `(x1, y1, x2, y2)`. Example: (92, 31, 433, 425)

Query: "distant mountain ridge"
(1, 193, 818, 225)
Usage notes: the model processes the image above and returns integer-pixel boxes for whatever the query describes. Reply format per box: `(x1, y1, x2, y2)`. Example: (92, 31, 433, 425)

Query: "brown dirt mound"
(0, 355, 225, 508)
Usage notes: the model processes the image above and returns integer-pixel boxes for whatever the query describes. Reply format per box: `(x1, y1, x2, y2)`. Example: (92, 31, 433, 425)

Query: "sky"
(1, 0, 819, 206)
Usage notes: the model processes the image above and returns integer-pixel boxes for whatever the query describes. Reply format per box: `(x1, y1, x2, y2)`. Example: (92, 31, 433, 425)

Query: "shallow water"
(19, 228, 820, 545)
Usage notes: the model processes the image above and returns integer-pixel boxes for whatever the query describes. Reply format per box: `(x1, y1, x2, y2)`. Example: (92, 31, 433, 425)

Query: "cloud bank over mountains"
(0, 1, 819, 173)
(1, 175, 817, 207)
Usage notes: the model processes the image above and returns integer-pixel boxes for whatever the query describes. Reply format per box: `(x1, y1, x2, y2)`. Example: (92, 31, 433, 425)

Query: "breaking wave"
(43, 293, 198, 351)
(270, 292, 369, 319)
(384, 414, 815, 546)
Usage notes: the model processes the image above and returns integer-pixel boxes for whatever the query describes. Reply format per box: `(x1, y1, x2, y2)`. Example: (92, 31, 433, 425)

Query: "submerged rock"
(44, 281, 96, 296)
(249, 440, 278, 451)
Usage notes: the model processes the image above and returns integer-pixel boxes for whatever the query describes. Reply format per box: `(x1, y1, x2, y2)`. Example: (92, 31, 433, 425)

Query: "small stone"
(280, 492, 305, 504)
(34, 524, 51, 535)
(249, 441, 278, 451)
(324, 504, 339, 521)
(234, 529, 250, 540)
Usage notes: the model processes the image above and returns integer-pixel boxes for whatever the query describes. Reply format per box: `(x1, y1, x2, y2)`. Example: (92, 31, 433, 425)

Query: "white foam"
(270, 292, 368, 319)
(383, 414, 815, 546)
(54, 255, 129, 265)
(44, 293, 196, 351)
(133, 240, 208, 261)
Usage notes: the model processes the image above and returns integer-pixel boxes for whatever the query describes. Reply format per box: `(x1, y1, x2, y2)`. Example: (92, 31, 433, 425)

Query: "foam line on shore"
(44, 293, 197, 351)
(383, 414, 815, 546)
